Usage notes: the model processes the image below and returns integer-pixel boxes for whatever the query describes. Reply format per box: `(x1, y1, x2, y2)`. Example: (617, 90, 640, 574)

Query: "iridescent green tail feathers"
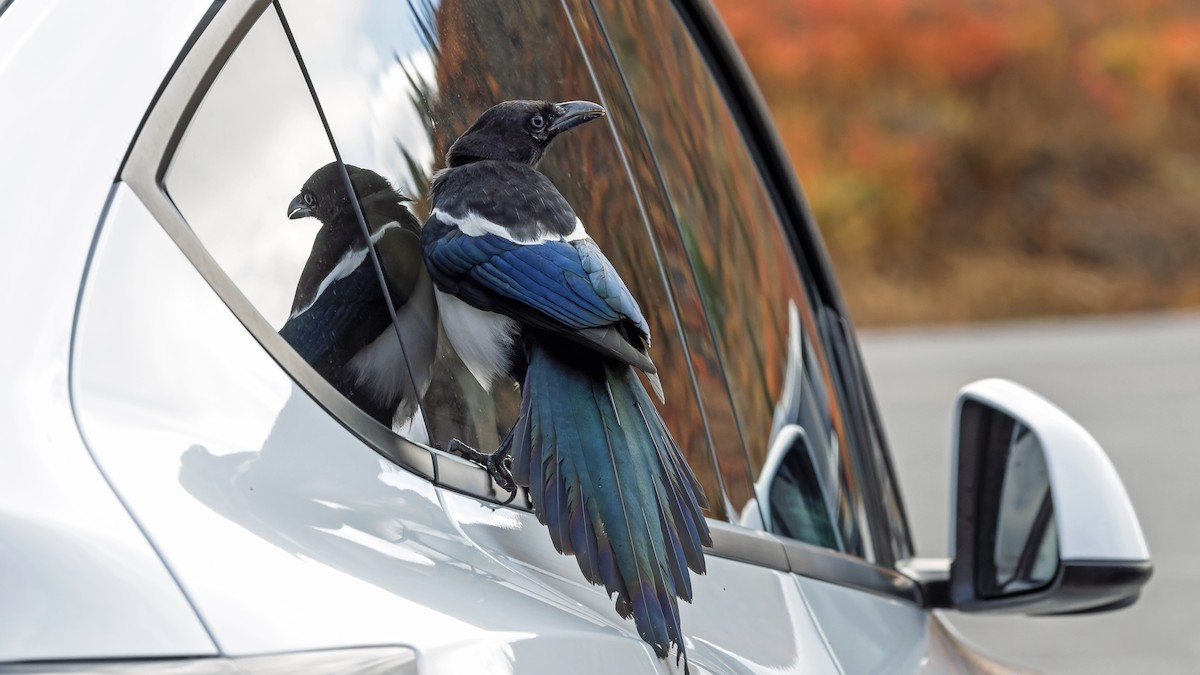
(511, 337, 712, 664)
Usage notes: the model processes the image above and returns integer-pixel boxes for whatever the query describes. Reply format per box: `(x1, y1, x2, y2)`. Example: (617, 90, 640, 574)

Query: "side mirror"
(946, 379, 1151, 614)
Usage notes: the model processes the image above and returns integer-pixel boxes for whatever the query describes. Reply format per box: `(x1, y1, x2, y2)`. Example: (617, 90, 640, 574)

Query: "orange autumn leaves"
(714, 0, 1200, 325)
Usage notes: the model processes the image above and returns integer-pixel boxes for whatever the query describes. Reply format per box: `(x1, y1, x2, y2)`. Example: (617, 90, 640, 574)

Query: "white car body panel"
(953, 379, 1150, 562)
(0, 0, 217, 661)
(443, 489, 839, 674)
(796, 576, 928, 672)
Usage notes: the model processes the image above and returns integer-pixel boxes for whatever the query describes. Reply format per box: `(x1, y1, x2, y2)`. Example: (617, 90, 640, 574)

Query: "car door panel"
(442, 489, 840, 674)
(795, 576, 929, 674)
(73, 186, 677, 670)
(0, 0, 218, 661)
(74, 183, 843, 673)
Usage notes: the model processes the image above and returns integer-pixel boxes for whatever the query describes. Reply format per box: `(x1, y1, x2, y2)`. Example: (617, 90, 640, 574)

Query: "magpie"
(422, 100, 712, 668)
(281, 162, 437, 430)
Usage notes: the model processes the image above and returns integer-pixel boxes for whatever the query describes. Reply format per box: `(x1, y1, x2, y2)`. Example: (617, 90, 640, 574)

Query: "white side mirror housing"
(943, 379, 1151, 614)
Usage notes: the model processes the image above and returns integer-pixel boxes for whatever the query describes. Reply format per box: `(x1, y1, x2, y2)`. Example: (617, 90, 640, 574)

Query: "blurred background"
(711, 0, 1200, 672)
(716, 0, 1200, 326)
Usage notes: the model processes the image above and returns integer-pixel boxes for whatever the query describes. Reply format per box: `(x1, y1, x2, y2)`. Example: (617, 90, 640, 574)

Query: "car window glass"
(165, 8, 336, 329)
(559, 0, 761, 524)
(168, 0, 728, 518)
(163, 7, 438, 440)
(282, 0, 728, 517)
(591, 0, 875, 559)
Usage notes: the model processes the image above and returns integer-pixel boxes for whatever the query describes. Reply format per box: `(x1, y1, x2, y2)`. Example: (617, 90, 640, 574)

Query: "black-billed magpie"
(422, 100, 711, 667)
(281, 162, 437, 430)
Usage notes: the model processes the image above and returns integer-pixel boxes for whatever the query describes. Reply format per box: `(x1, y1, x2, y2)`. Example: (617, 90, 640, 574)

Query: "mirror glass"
(764, 424, 841, 550)
(979, 416, 1059, 597)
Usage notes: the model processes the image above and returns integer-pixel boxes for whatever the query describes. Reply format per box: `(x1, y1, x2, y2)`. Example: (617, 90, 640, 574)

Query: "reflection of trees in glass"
(591, 0, 865, 539)
(393, 0, 439, 216)
(387, 0, 725, 515)
(565, 0, 758, 519)
(592, 0, 794, 465)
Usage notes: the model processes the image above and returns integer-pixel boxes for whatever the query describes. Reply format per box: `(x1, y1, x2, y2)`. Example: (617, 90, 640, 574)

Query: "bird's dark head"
(288, 162, 398, 224)
(446, 100, 605, 168)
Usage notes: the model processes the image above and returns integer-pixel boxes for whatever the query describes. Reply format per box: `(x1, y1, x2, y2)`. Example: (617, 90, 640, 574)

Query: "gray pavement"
(859, 312, 1200, 674)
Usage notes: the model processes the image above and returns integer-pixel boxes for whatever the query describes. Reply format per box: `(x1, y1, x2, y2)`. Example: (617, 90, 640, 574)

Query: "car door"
(73, 0, 843, 672)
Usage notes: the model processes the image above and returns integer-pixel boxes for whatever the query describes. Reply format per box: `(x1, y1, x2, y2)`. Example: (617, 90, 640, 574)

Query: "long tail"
(512, 337, 712, 664)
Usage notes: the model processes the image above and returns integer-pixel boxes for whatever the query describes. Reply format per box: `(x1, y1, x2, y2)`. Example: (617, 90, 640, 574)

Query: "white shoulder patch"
(289, 247, 368, 319)
(563, 217, 589, 242)
(369, 220, 402, 244)
(433, 208, 523, 242)
(432, 208, 590, 245)
(289, 222, 405, 320)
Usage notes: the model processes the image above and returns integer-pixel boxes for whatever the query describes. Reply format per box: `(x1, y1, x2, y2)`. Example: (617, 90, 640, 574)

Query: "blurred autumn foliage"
(714, 0, 1200, 325)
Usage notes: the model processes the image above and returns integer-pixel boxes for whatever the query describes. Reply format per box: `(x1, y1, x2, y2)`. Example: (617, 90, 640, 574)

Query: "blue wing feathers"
(577, 239, 649, 337)
(482, 256, 604, 326)
(423, 216, 648, 339)
(279, 263, 382, 366)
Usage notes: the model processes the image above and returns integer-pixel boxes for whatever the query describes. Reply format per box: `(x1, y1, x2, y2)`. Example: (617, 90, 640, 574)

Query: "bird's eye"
(303, 193, 316, 206)
(530, 114, 545, 130)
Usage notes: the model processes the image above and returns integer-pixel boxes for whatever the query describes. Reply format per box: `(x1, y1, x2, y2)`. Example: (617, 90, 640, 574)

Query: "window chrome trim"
(706, 521, 923, 605)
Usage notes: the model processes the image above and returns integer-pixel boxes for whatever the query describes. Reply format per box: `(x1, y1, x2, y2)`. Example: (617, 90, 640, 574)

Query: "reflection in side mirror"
(944, 379, 1151, 615)
(757, 425, 842, 550)
(976, 417, 1058, 598)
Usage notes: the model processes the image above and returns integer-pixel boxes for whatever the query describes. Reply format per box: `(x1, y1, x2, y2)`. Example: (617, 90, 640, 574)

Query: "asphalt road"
(859, 312, 1200, 674)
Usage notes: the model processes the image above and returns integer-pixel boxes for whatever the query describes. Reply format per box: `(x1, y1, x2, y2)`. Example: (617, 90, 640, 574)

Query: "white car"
(0, 0, 1151, 672)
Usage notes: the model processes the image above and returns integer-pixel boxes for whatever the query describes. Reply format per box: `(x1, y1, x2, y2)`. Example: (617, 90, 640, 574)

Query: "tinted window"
(165, 1, 732, 519)
(556, 0, 761, 522)
(591, 0, 877, 559)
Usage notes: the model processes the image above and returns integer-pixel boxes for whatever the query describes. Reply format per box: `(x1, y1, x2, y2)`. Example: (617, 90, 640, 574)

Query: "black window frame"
(120, 0, 922, 606)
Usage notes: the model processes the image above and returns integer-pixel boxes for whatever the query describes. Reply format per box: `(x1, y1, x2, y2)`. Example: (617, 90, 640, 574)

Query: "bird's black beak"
(548, 100, 605, 135)
(287, 194, 311, 220)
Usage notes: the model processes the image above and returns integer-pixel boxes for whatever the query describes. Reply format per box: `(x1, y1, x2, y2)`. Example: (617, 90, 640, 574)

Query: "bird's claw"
(446, 439, 517, 503)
